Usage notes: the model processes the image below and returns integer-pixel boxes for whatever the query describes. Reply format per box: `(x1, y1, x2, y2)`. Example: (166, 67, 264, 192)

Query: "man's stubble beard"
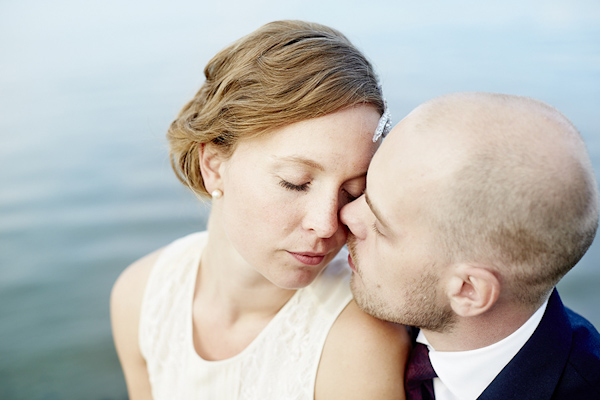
(347, 233, 456, 333)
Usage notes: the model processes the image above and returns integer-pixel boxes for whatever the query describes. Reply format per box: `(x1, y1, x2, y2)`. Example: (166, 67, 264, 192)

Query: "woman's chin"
(269, 267, 324, 290)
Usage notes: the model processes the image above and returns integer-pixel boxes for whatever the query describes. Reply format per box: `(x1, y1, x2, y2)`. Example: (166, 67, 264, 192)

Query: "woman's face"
(217, 104, 380, 289)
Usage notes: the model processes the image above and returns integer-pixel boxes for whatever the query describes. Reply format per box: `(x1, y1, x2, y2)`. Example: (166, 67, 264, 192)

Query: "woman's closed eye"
(279, 179, 310, 192)
(279, 179, 363, 204)
(341, 189, 361, 204)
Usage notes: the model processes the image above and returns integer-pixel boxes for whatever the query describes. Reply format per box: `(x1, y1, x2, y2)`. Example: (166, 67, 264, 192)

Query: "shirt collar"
(417, 298, 549, 400)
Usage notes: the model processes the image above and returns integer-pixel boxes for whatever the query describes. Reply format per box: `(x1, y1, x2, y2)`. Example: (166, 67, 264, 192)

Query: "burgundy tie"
(405, 343, 437, 400)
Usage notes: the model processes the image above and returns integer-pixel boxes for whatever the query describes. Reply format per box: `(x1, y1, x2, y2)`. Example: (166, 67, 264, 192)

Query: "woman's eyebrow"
(274, 156, 325, 171)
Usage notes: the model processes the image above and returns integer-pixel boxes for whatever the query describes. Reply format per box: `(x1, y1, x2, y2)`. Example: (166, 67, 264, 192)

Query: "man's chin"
(350, 277, 395, 322)
(349, 273, 363, 295)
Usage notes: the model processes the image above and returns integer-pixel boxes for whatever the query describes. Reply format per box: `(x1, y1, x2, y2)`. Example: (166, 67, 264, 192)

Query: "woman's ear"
(445, 264, 500, 317)
(199, 143, 225, 193)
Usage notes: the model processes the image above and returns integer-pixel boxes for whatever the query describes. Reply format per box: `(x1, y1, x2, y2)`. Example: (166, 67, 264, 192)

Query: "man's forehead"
(375, 122, 457, 178)
(367, 117, 467, 219)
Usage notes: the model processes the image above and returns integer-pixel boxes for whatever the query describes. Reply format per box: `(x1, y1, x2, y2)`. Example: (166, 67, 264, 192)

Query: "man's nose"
(340, 195, 367, 239)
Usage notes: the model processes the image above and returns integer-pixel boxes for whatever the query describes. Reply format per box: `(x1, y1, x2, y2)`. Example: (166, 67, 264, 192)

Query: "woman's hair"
(167, 20, 384, 197)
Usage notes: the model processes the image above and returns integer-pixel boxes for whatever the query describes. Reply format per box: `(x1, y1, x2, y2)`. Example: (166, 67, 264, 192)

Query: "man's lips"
(288, 252, 326, 266)
(347, 254, 357, 272)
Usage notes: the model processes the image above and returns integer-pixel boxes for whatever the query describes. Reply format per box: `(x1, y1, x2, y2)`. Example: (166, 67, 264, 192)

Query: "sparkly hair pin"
(372, 85, 392, 142)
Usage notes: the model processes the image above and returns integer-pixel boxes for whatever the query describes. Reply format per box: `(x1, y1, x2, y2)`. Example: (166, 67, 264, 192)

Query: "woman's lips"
(288, 252, 326, 266)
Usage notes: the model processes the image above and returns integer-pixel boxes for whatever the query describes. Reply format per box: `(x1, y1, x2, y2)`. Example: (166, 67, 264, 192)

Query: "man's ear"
(199, 143, 225, 193)
(445, 264, 500, 317)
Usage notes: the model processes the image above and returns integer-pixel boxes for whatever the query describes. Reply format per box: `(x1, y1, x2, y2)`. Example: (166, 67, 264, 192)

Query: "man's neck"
(416, 299, 550, 400)
(421, 306, 537, 351)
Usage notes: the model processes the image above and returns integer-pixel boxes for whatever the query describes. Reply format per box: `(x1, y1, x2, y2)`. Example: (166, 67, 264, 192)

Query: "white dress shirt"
(417, 298, 549, 400)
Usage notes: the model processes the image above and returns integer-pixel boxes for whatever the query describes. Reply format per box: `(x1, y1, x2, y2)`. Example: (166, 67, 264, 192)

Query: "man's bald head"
(397, 92, 599, 307)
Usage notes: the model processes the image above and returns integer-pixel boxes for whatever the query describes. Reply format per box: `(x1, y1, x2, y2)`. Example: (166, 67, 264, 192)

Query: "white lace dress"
(139, 231, 353, 399)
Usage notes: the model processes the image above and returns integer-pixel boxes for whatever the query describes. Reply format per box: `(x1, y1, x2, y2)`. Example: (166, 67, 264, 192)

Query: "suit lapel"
(477, 290, 572, 400)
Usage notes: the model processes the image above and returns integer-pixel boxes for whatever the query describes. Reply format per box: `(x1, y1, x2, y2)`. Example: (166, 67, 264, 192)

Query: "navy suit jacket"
(477, 290, 600, 399)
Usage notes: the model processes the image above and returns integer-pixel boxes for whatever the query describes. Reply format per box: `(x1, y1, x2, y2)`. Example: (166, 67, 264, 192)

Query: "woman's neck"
(196, 217, 296, 324)
(190, 225, 296, 361)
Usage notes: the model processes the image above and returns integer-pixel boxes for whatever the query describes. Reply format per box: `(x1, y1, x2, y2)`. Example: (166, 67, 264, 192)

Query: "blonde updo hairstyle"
(167, 20, 385, 197)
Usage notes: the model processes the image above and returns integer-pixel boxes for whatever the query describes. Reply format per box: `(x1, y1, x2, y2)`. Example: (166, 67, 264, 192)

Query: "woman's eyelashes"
(278, 179, 362, 203)
(341, 189, 360, 203)
(279, 179, 310, 192)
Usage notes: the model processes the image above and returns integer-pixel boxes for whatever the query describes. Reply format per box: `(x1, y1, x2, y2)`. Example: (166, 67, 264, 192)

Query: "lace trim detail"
(139, 232, 352, 399)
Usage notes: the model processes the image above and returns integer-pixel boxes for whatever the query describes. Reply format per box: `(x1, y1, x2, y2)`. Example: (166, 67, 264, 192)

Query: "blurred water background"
(1, 0, 599, 398)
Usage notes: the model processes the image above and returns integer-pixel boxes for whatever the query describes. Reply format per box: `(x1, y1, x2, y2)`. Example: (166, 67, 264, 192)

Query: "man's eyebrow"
(276, 156, 324, 171)
(365, 192, 391, 231)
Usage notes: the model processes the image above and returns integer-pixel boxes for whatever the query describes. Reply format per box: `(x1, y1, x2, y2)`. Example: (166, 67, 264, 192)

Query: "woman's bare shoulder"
(110, 248, 163, 399)
(110, 247, 166, 355)
(315, 300, 410, 400)
(111, 248, 163, 312)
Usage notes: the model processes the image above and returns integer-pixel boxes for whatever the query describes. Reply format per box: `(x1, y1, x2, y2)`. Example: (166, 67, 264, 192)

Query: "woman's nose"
(303, 195, 339, 239)
(340, 195, 367, 239)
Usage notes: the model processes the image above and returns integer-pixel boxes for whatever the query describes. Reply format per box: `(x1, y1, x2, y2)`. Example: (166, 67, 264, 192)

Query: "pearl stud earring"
(211, 189, 223, 199)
